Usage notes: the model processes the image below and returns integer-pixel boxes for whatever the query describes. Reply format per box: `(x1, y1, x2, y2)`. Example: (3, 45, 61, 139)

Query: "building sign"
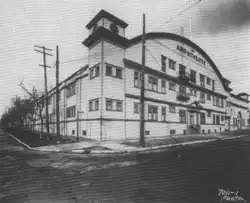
(177, 45, 206, 66)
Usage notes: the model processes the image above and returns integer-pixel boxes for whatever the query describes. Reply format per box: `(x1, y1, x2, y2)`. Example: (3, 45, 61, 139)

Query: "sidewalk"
(8, 131, 248, 155)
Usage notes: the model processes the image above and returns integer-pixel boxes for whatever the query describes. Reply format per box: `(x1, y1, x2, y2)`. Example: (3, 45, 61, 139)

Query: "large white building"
(33, 10, 250, 140)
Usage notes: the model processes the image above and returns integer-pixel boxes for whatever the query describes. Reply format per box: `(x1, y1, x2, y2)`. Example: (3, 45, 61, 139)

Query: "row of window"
(161, 55, 215, 90)
(90, 64, 122, 79)
(88, 99, 123, 112)
(134, 103, 224, 124)
(134, 71, 224, 107)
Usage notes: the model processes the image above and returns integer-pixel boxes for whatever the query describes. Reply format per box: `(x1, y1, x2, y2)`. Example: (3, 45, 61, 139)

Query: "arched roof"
(128, 32, 228, 92)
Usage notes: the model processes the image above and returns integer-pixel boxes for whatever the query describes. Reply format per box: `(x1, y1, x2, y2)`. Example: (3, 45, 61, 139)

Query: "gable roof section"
(48, 64, 89, 95)
(86, 9, 128, 29)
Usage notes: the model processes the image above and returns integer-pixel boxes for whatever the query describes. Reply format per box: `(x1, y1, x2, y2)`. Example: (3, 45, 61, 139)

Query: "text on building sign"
(177, 45, 206, 66)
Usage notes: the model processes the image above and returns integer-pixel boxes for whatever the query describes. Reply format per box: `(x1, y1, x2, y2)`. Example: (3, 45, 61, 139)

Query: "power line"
(159, 0, 203, 29)
(146, 47, 161, 68)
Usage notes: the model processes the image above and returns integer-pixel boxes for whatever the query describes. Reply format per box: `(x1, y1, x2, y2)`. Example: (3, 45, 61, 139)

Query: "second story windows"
(106, 98, 123, 112)
(106, 64, 122, 79)
(200, 74, 205, 87)
(89, 99, 99, 111)
(148, 76, 158, 91)
(66, 83, 76, 98)
(90, 65, 100, 79)
(190, 69, 196, 84)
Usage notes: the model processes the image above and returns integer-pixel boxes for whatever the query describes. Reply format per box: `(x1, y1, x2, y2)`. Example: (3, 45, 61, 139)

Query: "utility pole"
(56, 46, 60, 137)
(34, 45, 53, 135)
(140, 14, 146, 147)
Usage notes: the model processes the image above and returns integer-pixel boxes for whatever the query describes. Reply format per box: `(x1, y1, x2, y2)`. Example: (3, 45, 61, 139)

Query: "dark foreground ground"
(0, 129, 250, 203)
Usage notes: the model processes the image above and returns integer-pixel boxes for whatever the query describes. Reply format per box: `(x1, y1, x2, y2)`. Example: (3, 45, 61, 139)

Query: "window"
(116, 101, 122, 111)
(66, 83, 76, 97)
(106, 99, 123, 111)
(200, 92, 205, 103)
(162, 107, 166, 121)
(161, 55, 167, 72)
(212, 80, 215, 91)
(216, 97, 219, 107)
(106, 65, 112, 76)
(226, 102, 230, 107)
(200, 74, 205, 87)
(90, 65, 100, 79)
(169, 59, 176, 70)
(207, 94, 211, 101)
(134, 103, 140, 113)
(213, 96, 216, 106)
(161, 80, 166, 93)
(190, 69, 196, 84)
(90, 69, 94, 78)
(207, 111, 211, 118)
(95, 100, 99, 111)
(216, 115, 220, 125)
(148, 76, 158, 91)
(207, 77, 211, 85)
(213, 114, 216, 124)
(221, 99, 224, 108)
(89, 99, 99, 111)
(200, 112, 206, 124)
(148, 105, 158, 121)
(66, 106, 76, 118)
(106, 64, 122, 79)
(95, 65, 100, 76)
(116, 69, 122, 79)
(49, 113, 53, 122)
(221, 115, 224, 122)
(169, 82, 176, 91)
(169, 105, 176, 113)
(179, 110, 186, 123)
(134, 71, 141, 87)
(106, 99, 113, 111)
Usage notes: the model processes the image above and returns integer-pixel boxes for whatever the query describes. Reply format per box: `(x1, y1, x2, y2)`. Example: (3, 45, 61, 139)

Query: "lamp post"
(76, 111, 84, 142)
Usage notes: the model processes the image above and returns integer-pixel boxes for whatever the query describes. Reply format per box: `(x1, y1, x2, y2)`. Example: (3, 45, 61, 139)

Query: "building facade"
(33, 10, 250, 140)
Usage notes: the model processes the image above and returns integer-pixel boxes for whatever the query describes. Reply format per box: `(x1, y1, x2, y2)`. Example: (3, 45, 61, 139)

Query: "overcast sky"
(1, 0, 250, 115)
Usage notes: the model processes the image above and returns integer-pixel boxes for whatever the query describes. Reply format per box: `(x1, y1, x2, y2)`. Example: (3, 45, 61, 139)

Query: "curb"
(7, 132, 248, 155)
